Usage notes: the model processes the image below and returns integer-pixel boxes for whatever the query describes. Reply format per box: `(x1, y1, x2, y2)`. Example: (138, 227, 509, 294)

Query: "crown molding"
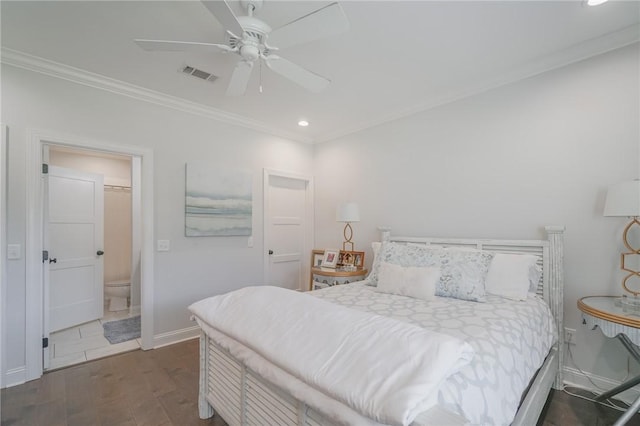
(315, 24, 640, 143)
(0, 48, 313, 144)
(2, 22, 638, 146)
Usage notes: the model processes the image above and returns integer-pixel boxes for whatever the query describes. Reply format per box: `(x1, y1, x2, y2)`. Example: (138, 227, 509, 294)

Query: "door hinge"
(42, 337, 49, 349)
(42, 163, 48, 174)
(42, 250, 48, 263)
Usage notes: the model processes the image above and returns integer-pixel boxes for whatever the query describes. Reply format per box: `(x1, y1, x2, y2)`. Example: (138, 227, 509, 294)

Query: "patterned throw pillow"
(367, 241, 493, 302)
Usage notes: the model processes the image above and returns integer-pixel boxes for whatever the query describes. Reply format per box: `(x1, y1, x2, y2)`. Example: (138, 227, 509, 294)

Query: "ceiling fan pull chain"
(259, 59, 263, 93)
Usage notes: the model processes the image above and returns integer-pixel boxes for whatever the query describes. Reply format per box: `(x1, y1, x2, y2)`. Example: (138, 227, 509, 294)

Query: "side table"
(578, 296, 640, 425)
(310, 267, 368, 291)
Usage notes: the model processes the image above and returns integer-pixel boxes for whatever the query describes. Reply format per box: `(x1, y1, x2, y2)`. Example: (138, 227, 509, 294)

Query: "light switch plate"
(7, 244, 21, 260)
(157, 240, 170, 252)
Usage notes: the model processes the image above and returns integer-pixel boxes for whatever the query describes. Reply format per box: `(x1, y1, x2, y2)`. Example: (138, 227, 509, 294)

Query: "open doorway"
(45, 145, 141, 370)
(23, 131, 154, 383)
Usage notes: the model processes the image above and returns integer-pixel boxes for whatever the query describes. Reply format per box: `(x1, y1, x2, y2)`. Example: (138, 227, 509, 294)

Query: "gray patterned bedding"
(312, 281, 557, 425)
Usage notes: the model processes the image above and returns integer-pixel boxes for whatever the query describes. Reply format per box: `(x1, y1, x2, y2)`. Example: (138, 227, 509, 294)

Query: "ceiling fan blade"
(134, 39, 232, 53)
(268, 2, 349, 50)
(226, 60, 254, 96)
(265, 55, 330, 93)
(201, 0, 244, 38)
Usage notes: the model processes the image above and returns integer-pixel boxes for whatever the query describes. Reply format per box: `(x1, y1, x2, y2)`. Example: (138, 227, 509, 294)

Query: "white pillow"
(529, 263, 542, 292)
(485, 253, 539, 301)
(365, 242, 382, 285)
(375, 261, 440, 301)
(371, 241, 381, 260)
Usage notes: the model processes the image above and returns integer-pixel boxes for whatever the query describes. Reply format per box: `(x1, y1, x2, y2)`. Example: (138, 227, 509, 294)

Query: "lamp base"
(342, 241, 354, 252)
(342, 223, 355, 252)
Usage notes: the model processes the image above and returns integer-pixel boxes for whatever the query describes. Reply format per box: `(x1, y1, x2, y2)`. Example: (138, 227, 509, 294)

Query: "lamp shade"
(604, 180, 640, 217)
(336, 202, 360, 223)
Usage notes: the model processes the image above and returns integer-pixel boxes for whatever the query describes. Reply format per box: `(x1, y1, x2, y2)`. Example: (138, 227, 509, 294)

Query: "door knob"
(49, 258, 57, 264)
(96, 250, 104, 256)
(268, 250, 274, 255)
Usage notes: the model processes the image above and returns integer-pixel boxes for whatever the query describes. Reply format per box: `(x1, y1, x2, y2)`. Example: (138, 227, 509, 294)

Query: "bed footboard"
(198, 331, 330, 425)
(198, 330, 553, 426)
(198, 332, 215, 420)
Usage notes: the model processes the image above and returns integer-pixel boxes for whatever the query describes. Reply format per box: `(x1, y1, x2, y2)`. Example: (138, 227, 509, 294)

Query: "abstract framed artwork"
(185, 163, 252, 236)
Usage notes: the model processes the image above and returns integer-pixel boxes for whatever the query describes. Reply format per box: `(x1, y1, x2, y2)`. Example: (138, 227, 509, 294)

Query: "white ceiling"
(2, 1, 639, 143)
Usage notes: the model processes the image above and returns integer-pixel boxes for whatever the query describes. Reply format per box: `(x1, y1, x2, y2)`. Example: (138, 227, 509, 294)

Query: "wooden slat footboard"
(199, 331, 335, 426)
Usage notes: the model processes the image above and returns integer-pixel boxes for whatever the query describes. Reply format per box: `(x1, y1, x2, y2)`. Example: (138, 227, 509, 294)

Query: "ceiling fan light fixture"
(298, 120, 309, 127)
(240, 44, 260, 60)
(586, 0, 608, 6)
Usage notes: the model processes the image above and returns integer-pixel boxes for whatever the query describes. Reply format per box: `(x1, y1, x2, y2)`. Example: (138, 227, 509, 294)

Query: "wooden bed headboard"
(378, 225, 565, 389)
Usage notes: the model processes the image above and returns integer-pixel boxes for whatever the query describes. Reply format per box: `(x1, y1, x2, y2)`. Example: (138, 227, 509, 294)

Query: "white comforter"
(314, 282, 557, 425)
(189, 286, 474, 426)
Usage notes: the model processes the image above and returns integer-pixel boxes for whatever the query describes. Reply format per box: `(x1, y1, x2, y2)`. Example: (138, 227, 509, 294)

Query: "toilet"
(105, 279, 130, 312)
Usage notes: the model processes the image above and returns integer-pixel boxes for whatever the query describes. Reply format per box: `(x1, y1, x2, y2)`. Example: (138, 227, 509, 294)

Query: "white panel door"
(48, 166, 104, 332)
(266, 174, 310, 291)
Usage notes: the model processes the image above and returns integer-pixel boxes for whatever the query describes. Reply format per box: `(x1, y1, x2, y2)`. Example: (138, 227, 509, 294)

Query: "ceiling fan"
(135, 0, 349, 96)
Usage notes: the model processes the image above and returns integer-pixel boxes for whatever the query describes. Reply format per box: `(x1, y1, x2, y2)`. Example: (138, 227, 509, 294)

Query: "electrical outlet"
(564, 327, 576, 345)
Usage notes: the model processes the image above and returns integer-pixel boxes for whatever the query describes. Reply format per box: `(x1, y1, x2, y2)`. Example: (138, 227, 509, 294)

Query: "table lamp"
(604, 180, 640, 304)
(336, 202, 360, 252)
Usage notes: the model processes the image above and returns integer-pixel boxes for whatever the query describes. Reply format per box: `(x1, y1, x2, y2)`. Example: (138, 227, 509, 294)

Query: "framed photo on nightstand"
(321, 249, 339, 268)
(311, 249, 324, 267)
(338, 250, 365, 268)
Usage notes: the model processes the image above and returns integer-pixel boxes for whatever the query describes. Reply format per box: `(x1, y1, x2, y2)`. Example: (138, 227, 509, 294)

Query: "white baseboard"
(153, 325, 200, 349)
(563, 365, 640, 405)
(3, 366, 26, 388)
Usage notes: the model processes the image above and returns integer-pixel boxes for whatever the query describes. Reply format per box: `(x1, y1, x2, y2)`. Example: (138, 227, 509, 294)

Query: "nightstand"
(310, 267, 368, 291)
(578, 296, 640, 425)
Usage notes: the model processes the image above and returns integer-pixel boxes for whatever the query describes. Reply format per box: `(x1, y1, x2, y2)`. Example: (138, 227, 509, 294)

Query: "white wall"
(1, 63, 313, 382)
(314, 44, 640, 396)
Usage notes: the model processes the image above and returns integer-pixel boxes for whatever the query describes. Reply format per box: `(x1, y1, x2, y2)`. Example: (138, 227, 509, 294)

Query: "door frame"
(262, 169, 314, 288)
(25, 129, 154, 381)
(1, 124, 7, 388)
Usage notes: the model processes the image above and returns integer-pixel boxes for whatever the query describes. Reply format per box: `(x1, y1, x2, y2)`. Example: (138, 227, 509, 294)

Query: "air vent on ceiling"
(180, 65, 218, 83)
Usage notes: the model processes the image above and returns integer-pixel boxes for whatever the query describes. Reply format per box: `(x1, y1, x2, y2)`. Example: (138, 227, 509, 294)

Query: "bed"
(189, 226, 565, 425)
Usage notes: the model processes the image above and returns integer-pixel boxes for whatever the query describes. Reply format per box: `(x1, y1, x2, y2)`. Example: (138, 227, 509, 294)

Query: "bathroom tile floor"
(48, 307, 141, 371)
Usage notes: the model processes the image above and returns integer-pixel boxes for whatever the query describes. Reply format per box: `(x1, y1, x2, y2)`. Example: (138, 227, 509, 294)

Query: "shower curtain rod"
(104, 184, 131, 190)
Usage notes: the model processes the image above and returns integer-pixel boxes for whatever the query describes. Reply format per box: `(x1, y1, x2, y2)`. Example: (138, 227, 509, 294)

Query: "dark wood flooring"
(538, 387, 640, 426)
(2, 338, 640, 426)
(1, 338, 225, 426)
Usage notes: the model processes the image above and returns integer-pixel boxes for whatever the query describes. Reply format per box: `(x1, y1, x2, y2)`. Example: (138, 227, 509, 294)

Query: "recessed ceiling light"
(298, 120, 309, 127)
(587, 0, 608, 6)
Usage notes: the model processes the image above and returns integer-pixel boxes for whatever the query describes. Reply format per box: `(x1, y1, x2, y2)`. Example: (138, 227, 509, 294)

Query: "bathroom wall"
(103, 187, 132, 285)
(49, 148, 131, 187)
(49, 148, 135, 308)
